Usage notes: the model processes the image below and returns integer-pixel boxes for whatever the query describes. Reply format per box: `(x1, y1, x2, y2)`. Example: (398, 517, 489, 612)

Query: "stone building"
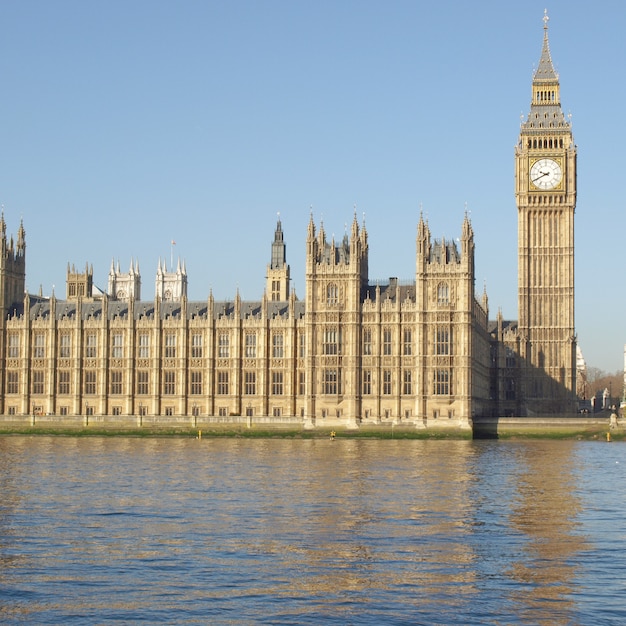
(0, 13, 576, 425)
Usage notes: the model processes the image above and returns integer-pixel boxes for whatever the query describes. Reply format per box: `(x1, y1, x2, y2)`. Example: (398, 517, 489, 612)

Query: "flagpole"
(170, 240, 175, 270)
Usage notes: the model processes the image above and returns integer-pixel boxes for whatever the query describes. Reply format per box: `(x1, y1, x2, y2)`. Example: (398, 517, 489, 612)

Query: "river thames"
(0, 436, 625, 625)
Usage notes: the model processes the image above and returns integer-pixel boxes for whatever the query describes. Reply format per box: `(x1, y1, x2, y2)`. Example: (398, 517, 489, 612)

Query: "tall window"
(299, 332, 306, 358)
(164, 333, 176, 358)
(6, 371, 18, 394)
(435, 369, 451, 395)
(403, 370, 412, 395)
(7, 334, 19, 358)
(298, 371, 305, 395)
(59, 334, 71, 358)
(33, 333, 45, 359)
(437, 283, 450, 305)
(217, 371, 229, 395)
(137, 371, 149, 395)
(163, 371, 176, 395)
(383, 370, 392, 395)
(323, 369, 340, 395)
(272, 333, 284, 358)
(245, 333, 257, 358)
(383, 328, 392, 356)
(191, 333, 203, 358)
(138, 333, 150, 359)
(323, 328, 339, 355)
(327, 283, 338, 306)
(403, 329, 412, 356)
(110, 371, 123, 395)
(58, 370, 71, 395)
(271, 279, 280, 301)
(363, 328, 372, 355)
(435, 328, 450, 355)
(190, 371, 202, 395)
(362, 370, 372, 395)
(272, 371, 283, 395)
(32, 370, 44, 394)
(84, 371, 96, 395)
(218, 333, 229, 358)
(111, 333, 124, 358)
(85, 333, 97, 358)
(244, 371, 256, 395)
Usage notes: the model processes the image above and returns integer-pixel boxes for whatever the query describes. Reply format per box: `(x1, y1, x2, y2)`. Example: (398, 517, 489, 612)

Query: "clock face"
(530, 158, 562, 190)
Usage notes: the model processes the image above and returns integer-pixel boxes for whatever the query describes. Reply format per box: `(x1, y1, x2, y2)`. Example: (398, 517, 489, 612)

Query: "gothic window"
(403, 329, 412, 355)
(362, 370, 372, 395)
(323, 369, 341, 395)
(403, 370, 412, 395)
(327, 283, 338, 306)
(111, 333, 124, 358)
(58, 370, 71, 395)
(85, 333, 97, 358)
(437, 283, 450, 305)
(505, 348, 516, 368)
(298, 332, 306, 358)
(383, 328, 392, 355)
(190, 371, 202, 395)
(363, 328, 372, 355)
(32, 370, 44, 395)
(33, 333, 45, 359)
(59, 334, 71, 359)
(163, 371, 176, 395)
(271, 280, 280, 301)
(110, 371, 123, 395)
(6, 371, 18, 394)
(272, 371, 283, 395)
(7, 334, 19, 358)
(298, 371, 305, 395)
(435, 328, 450, 355)
(434, 369, 451, 395)
(137, 371, 149, 395)
(164, 333, 176, 358)
(138, 333, 150, 359)
(84, 371, 96, 395)
(191, 333, 203, 358)
(244, 371, 256, 395)
(323, 328, 339, 355)
(383, 370, 392, 395)
(218, 333, 229, 358)
(245, 333, 257, 358)
(272, 332, 284, 358)
(217, 371, 229, 395)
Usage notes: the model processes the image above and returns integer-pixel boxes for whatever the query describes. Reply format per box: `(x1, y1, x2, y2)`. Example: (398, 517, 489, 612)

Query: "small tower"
(266, 215, 290, 301)
(66, 262, 93, 300)
(155, 258, 187, 302)
(108, 258, 141, 301)
(0, 215, 26, 312)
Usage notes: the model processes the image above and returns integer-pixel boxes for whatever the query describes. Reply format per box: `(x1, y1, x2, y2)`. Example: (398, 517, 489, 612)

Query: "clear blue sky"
(0, 1, 623, 373)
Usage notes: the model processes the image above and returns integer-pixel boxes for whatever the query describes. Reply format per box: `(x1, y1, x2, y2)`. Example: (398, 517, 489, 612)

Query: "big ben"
(515, 11, 577, 413)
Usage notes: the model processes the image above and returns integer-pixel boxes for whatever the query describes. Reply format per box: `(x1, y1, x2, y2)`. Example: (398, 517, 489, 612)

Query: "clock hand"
(532, 171, 549, 182)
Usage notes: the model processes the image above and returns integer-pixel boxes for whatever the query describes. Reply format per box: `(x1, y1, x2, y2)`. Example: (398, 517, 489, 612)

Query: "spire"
(270, 213, 287, 269)
(534, 9, 558, 83)
(523, 10, 568, 129)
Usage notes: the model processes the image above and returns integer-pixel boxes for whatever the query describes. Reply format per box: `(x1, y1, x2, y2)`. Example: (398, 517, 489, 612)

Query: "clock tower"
(515, 11, 577, 413)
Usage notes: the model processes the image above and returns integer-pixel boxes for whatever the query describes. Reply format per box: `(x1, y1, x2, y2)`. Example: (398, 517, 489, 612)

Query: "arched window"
(326, 283, 338, 306)
(437, 283, 449, 305)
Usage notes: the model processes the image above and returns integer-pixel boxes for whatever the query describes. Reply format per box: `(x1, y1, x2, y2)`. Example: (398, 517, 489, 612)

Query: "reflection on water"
(0, 437, 624, 624)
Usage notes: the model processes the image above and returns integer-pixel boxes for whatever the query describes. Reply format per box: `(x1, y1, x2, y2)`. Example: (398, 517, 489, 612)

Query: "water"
(0, 436, 625, 625)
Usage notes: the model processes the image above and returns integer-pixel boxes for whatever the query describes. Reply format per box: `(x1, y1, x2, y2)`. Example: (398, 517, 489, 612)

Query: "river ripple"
(0, 436, 624, 624)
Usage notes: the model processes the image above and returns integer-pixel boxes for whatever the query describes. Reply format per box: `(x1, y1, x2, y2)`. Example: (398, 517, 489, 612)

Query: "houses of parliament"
(0, 15, 578, 428)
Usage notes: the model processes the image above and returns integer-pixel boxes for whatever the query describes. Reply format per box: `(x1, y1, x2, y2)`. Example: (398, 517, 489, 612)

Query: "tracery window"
(437, 283, 450, 305)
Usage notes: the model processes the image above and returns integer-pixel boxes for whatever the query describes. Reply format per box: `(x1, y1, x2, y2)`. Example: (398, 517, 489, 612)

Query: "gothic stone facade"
(0, 15, 576, 424)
